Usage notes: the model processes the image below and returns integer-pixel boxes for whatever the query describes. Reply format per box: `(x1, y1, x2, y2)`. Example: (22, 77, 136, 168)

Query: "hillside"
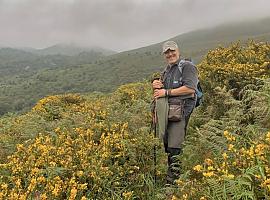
(0, 45, 115, 76)
(0, 17, 269, 115)
(23, 44, 116, 56)
(0, 41, 269, 199)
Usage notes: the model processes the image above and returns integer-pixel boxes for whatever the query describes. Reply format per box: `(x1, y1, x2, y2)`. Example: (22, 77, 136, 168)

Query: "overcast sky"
(0, 0, 269, 52)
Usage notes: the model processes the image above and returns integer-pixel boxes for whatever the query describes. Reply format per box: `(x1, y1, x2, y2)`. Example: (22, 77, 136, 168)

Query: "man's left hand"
(154, 89, 166, 98)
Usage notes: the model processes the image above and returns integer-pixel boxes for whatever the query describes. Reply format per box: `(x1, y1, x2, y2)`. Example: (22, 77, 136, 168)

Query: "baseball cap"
(162, 41, 178, 53)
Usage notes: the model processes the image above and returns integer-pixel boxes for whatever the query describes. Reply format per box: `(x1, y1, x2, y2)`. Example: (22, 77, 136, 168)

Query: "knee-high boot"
(166, 148, 181, 184)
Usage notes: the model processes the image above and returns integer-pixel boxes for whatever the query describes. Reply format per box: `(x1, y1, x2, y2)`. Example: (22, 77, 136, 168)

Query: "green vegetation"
(24, 44, 116, 56)
(0, 41, 269, 199)
(1, 17, 270, 115)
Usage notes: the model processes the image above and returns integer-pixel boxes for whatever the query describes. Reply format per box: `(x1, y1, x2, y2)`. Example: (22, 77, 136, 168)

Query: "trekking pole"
(154, 128, 157, 184)
(150, 76, 161, 184)
(153, 99, 158, 184)
(149, 99, 157, 184)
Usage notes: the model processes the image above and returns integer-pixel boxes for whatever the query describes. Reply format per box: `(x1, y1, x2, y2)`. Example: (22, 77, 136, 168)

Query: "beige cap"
(162, 40, 178, 53)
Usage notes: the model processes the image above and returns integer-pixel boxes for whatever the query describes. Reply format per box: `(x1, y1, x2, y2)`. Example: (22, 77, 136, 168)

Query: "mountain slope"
(23, 44, 117, 56)
(0, 46, 116, 78)
(0, 17, 269, 115)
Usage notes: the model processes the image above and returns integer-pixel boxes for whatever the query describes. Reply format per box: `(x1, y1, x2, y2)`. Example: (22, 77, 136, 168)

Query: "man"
(152, 40, 198, 184)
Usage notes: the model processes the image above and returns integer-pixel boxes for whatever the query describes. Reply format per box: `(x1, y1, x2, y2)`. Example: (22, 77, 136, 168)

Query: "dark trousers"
(164, 98, 195, 153)
(165, 98, 195, 183)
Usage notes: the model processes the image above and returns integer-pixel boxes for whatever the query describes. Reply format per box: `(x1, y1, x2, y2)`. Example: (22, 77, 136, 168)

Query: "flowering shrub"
(172, 130, 270, 199)
(199, 41, 270, 97)
(114, 82, 152, 105)
(32, 94, 84, 120)
(0, 124, 157, 199)
(0, 84, 164, 199)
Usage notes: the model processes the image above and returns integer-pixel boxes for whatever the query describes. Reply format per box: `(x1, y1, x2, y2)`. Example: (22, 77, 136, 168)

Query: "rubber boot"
(166, 148, 181, 184)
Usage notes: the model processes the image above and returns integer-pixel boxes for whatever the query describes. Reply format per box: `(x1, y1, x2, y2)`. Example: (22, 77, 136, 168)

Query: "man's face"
(164, 49, 180, 65)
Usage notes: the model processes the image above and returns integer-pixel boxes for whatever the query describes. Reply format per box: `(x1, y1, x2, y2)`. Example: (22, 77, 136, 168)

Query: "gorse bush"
(199, 41, 270, 91)
(0, 84, 166, 199)
(172, 41, 270, 199)
(0, 124, 155, 199)
(32, 94, 84, 120)
(174, 128, 270, 199)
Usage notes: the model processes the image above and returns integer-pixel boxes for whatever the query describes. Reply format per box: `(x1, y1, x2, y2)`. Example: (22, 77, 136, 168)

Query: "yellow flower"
(182, 194, 188, 200)
(261, 178, 270, 188)
(222, 153, 228, 160)
(175, 179, 183, 186)
(37, 176, 46, 183)
(246, 146, 255, 158)
(19, 194, 27, 200)
(122, 191, 133, 199)
(172, 195, 180, 200)
(1, 183, 8, 190)
(205, 158, 213, 165)
(255, 174, 261, 179)
(266, 132, 270, 142)
(16, 144, 25, 151)
(76, 170, 84, 177)
(15, 179, 21, 187)
(203, 171, 214, 177)
(54, 127, 61, 133)
(52, 184, 61, 197)
(78, 183, 88, 190)
(193, 164, 203, 172)
(40, 193, 47, 200)
(69, 187, 78, 200)
(223, 131, 236, 141)
(255, 144, 266, 156)
(226, 174, 235, 179)
(31, 167, 39, 175)
(27, 178, 37, 192)
(223, 130, 229, 137)
(228, 144, 234, 151)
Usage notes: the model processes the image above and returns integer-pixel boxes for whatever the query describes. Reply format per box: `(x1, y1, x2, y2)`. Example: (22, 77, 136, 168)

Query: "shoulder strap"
(177, 59, 186, 82)
(161, 59, 187, 82)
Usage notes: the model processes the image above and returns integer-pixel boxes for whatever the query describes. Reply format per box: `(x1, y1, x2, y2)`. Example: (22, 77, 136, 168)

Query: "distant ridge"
(121, 17, 270, 63)
(21, 43, 117, 56)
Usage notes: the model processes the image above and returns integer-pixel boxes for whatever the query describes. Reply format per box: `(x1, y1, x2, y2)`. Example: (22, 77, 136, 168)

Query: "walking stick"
(150, 99, 157, 184)
(154, 100, 159, 184)
(150, 76, 162, 184)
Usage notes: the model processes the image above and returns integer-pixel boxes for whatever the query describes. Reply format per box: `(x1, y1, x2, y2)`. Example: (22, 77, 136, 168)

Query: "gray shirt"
(162, 60, 198, 101)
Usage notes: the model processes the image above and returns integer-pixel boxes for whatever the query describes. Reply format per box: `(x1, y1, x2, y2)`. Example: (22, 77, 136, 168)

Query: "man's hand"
(154, 89, 166, 98)
(152, 80, 164, 89)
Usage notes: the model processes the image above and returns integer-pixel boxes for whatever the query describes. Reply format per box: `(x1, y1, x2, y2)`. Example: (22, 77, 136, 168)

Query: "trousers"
(163, 98, 195, 152)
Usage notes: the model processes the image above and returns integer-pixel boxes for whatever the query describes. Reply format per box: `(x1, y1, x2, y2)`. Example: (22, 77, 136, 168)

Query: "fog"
(0, 0, 269, 51)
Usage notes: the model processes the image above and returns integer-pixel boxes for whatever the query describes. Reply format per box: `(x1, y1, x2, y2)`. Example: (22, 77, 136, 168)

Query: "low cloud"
(0, 0, 269, 51)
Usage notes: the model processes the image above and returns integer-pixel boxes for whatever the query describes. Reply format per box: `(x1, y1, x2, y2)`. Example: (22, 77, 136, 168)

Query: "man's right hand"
(152, 80, 164, 89)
